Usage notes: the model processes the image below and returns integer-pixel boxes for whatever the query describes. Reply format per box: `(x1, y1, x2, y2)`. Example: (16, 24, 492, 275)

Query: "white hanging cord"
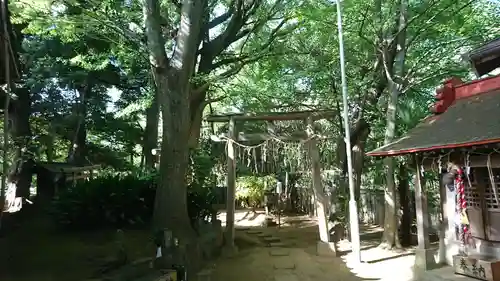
(487, 153, 499, 205)
(221, 136, 268, 149)
(220, 133, 320, 148)
(246, 148, 251, 167)
(420, 156, 426, 177)
(465, 153, 473, 190)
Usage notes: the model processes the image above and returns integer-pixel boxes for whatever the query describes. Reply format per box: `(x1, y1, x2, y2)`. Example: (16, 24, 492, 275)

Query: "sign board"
(276, 181, 283, 194)
(453, 254, 500, 281)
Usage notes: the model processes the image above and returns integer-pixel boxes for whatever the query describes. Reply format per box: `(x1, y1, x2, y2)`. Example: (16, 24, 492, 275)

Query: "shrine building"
(367, 38, 500, 281)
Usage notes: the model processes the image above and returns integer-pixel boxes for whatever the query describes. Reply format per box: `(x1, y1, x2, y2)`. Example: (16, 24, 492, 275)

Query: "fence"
(212, 184, 441, 231)
(358, 189, 441, 231)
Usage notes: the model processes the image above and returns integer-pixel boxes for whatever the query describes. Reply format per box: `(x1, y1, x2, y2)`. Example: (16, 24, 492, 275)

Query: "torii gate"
(206, 110, 338, 254)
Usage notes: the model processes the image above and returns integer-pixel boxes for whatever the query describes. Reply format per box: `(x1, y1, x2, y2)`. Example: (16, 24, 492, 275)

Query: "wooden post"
(306, 117, 330, 243)
(285, 171, 290, 211)
(414, 154, 436, 270)
(438, 170, 447, 264)
(224, 117, 237, 251)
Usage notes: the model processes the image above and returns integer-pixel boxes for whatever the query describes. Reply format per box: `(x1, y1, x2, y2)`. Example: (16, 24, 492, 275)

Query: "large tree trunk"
(67, 83, 89, 165)
(336, 118, 370, 195)
(380, 0, 407, 249)
(143, 87, 159, 169)
(352, 121, 371, 202)
(0, 0, 33, 212)
(398, 163, 411, 246)
(45, 130, 55, 162)
(0, 5, 34, 216)
(9, 87, 33, 200)
(143, 0, 206, 272)
(1, 87, 34, 216)
(187, 89, 206, 148)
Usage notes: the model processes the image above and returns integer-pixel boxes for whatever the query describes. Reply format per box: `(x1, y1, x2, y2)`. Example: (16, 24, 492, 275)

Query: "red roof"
(367, 74, 500, 157)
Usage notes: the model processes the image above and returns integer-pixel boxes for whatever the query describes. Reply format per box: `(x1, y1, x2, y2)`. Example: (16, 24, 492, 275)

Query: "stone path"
(211, 213, 416, 281)
(208, 227, 365, 281)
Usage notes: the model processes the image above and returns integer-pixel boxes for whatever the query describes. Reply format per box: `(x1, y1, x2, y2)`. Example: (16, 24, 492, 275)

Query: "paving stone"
(274, 272, 300, 281)
(263, 236, 280, 242)
(273, 258, 296, 270)
(269, 249, 290, 256)
(246, 230, 262, 234)
(130, 257, 152, 265)
(269, 242, 287, 247)
(236, 227, 250, 231)
(196, 268, 213, 281)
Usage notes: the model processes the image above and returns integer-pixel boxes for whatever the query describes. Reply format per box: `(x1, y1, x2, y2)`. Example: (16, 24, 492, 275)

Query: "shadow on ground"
(0, 215, 151, 281)
(0, 209, 416, 281)
(211, 210, 416, 281)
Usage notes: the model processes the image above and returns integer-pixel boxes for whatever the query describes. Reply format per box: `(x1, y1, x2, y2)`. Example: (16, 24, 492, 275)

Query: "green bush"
(51, 173, 156, 230)
(236, 175, 276, 207)
(51, 172, 219, 231)
(52, 140, 220, 231)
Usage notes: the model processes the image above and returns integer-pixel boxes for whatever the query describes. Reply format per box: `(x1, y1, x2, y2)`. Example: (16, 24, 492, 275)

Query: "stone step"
(263, 236, 280, 243)
(257, 233, 272, 238)
(269, 249, 290, 256)
(273, 258, 296, 270)
(156, 270, 177, 281)
(196, 268, 213, 281)
(269, 242, 287, 248)
(246, 230, 262, 234)
(236, 227, 250, 231)
(274, 272, 300, 281)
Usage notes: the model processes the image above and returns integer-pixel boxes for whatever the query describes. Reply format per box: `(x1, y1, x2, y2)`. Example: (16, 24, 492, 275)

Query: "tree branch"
(357, 5, 373, 45)
(211, 19, 299, 70)
(143, 0, 169, 70)
(170, 0, 206, 83)
(171, 0, 182, 9)
(388, 0, 440, 46)
(404, 36, 480, 82)
(200, 0, 284, 64)
(207, 10, 232, 30)
(405, 0, 478, 52)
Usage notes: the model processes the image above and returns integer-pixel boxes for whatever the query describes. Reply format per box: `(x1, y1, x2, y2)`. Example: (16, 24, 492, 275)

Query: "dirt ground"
(0, 210, 417, 281)
(0, 215, 152, 281)
(211, 209, 417, 281)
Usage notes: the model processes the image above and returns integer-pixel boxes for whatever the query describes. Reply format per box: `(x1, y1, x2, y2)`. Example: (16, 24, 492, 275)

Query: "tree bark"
(9, 87, 34, 200)
(398, 162, 411, 246)
(187, 89, 206, 148)
(143, 87, 159, 169)
(336, 118, 370, 206)
(0, 5, 34, 215)
(381, 0, 407, 249)
(68, 83, 89, 166)
(352, 121, 370, 202)
(143, 1, 206, 272)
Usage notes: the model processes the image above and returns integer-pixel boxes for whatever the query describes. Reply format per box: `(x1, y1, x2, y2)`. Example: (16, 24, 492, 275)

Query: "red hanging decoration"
(456, 168, 472, 246)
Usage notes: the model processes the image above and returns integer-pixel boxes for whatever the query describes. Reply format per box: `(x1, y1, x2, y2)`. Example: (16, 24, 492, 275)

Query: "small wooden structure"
(35, 162, 101, 203)
(367, 40, 500, 281)
(465, 38, 500, 77)
(205, 110, 336, 251)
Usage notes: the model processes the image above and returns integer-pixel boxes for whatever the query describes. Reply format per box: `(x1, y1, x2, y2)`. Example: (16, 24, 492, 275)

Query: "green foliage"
(51, 173, 156, 230)
(186, 140, 220, 224)
(8, 0, 500, 237)
(51, 148, 220, 231)
(236, 175, 277, 207)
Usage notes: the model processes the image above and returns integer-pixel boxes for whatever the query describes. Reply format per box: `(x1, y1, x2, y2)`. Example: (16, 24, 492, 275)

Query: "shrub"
(52, 140, 220, 231)
(51, 173, 156, 230)
(236, 175, 276, 208)
(51, 172, 219, 231)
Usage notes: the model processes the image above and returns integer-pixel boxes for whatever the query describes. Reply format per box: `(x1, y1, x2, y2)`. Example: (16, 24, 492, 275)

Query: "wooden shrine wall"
(466, 168, 500, 242)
